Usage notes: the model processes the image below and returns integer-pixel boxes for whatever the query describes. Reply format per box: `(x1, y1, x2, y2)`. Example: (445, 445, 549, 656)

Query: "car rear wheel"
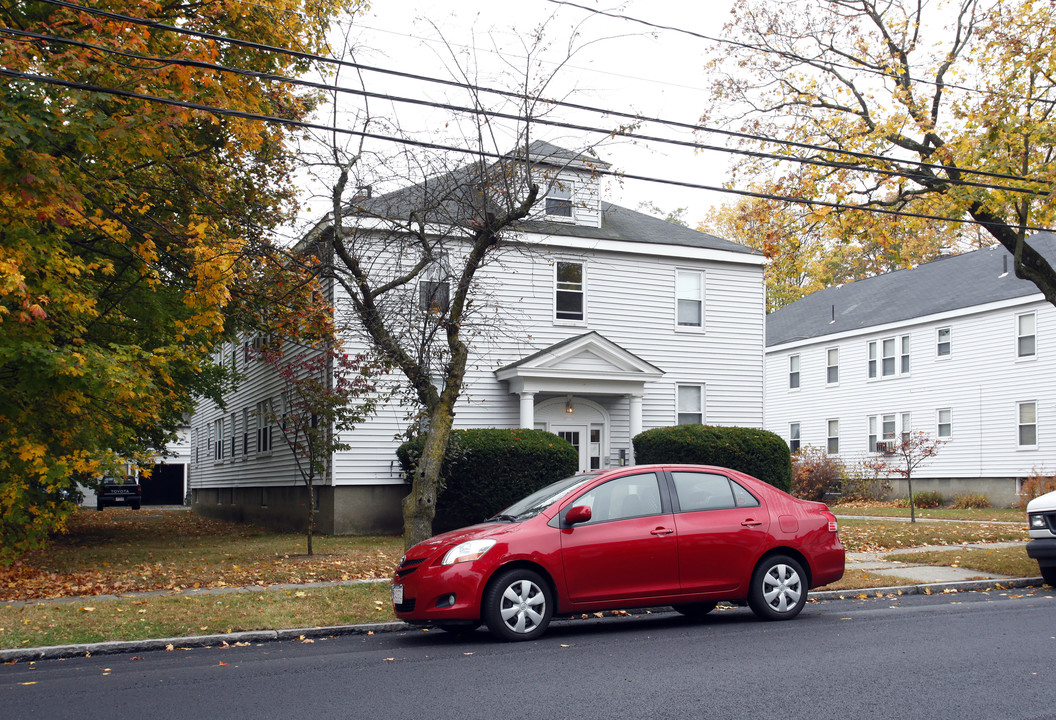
(748, 555, 806, 621)
(483, 569, 552, 642)
(673, 601, 718, 620)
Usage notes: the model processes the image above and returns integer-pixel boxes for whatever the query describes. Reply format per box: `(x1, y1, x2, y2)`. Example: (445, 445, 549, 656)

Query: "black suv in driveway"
(97, 476, 142, 511)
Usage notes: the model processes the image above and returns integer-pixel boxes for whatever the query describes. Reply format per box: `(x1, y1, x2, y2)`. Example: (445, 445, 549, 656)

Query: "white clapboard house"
(765, 234, 1056, 505)
(188, 142, 766, 533)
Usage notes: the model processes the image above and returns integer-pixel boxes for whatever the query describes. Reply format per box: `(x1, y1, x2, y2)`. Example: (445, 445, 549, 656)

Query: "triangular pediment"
(495, 332, 663, 395)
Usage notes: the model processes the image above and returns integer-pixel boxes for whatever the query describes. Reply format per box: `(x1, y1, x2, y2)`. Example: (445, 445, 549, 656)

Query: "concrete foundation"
(885, 476, 1021, 508)
(192, 484, 406, 536)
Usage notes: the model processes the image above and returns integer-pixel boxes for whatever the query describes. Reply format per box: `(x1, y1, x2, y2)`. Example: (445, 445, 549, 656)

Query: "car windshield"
(494, 472, 601, 521)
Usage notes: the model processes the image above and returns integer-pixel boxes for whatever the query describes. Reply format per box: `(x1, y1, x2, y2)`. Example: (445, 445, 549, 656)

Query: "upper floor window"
(937, 327, 951, 357)
(545, 181, 573, 218)
(789, 354, 801, 389)
(555, 261, 584, 322)
(676, 270, 704, 328)
(419, 254, 450, 314)
(789, 423, 801, 453)
(256, 399, 273, 454)
(677, 384, 704, 425)
(826, 348, 839, 384)
(1017, 312, 1036, 358)
(1018, 401, 1038, 448)
(868, 335, 910, 379)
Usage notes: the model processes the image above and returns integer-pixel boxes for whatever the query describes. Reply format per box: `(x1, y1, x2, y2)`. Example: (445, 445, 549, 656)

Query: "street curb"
(2, 577, 1046, 663)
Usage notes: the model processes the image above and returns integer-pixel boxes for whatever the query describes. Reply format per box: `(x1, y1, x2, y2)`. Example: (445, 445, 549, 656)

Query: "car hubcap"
(762, 563, 802, 613)
(499, 579, 546, 634)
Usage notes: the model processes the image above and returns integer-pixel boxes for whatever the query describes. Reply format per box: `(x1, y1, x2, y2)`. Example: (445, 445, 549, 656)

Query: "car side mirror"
(565, 505, 592, 525)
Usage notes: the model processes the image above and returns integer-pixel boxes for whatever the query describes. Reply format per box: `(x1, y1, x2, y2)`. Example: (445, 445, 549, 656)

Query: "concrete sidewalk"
(846, 540, 1026, 584)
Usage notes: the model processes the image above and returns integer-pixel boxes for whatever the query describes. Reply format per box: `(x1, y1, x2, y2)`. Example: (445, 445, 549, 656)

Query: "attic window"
(545, 182, 573, 218)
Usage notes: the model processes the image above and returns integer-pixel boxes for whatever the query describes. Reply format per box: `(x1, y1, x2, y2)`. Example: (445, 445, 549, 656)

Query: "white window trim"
(543, 178, 576, 223)
(674, 268, 705, 332)
(937, 407, 952, 440)
(936, 326, 952, 359)
(676, 384, 705, 425)
(827, 418, 839, 455)
(1016, 312, 1037, 361)
(788, 354, 801, 391)
(553, 259, 586, 326)
(867, 334, 911, 380)
(826, 347, 839, 386)
(1017, 400, 1039, 449)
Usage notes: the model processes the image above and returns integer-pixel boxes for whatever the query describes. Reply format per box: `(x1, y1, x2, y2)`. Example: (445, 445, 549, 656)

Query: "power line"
(24, 0, 1048, 188)
(548, 0, 1056, 108)
(5, 66, 1052, 235)
(2, 25, 1042, 198)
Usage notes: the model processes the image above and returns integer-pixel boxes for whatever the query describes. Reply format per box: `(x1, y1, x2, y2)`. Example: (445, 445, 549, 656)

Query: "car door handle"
(741, 519, 763, 527)
(650, 527, 675, 536)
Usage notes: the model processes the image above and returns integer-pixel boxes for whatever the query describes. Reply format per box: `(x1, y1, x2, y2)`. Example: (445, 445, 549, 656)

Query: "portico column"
(628, 393, 643, 464)
(519, 391, 536, 429)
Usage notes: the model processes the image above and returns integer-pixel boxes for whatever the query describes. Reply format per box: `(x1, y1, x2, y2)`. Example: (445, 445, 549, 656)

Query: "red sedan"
(392, 464, 845, 641)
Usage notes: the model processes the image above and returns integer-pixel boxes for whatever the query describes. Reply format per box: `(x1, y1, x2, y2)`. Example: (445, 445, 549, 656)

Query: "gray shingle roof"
(766, 232, 1056, 347)
(341, 142, 758, 258)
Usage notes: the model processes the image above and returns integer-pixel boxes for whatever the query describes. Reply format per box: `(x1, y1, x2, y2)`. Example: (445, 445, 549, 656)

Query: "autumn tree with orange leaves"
(703, 0, 1056, 308)
(0, 0, 359, 562)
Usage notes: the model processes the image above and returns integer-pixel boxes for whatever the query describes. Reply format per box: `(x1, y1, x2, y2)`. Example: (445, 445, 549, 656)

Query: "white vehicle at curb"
(1026, 489, 1056, 587)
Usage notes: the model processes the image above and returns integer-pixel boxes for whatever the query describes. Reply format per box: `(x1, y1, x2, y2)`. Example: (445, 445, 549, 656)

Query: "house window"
(555, 261, 584, 322)
(677, 385, 704, 425)
(937, 327, 951, 357)
(545, 181, 573, 218)
(826, 348, 839, 385)
(789, 423, 801, 453)
(1017, 313, 1036, 358)
(868, 412, 907, 452)
(1019, 401, 1038, 447)
(901, 412, 912, 443)
(256, 399, 272, 453)
(419, 254, 450, 313)
(676, 270, 704, 328)
(869, 335, 910, 378)
(242, 408, 250, 456)
(214, 417, 224, 461)
(938, 408, 952, 439)
(827, 419, 839, 454)
(230, 413, 238, 458)
(789, 354, 800, 390)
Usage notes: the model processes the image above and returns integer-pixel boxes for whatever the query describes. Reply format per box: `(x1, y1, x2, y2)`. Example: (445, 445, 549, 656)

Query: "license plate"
(392, 584, 403, 605)
(114, 497, 125, 502)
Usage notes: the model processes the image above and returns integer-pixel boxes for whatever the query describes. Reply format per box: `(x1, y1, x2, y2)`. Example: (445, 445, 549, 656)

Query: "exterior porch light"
(565, 396, 574, 413)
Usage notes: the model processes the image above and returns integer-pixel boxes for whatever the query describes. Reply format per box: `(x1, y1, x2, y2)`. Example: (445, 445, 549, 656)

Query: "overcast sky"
(293, 0, 740, 233)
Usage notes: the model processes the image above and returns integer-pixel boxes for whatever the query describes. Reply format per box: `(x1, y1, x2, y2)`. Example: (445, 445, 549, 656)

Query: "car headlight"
(441, 539, 496, 565)
(1029, 514, 1047, 530)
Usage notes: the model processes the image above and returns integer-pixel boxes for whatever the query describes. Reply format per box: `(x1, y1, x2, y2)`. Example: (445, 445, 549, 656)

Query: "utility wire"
(2, 25, 1043, 198)
(23, 0, 1049, 188)
(4, 66, 1052, 234)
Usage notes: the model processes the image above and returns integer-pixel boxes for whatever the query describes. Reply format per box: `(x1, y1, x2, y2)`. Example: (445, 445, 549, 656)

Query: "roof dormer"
(523, 140, 610, 229)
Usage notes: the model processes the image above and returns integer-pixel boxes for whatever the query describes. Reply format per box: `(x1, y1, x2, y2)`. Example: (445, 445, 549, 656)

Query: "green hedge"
(396, 428, 579, 533)
(632, 425, 792, 492)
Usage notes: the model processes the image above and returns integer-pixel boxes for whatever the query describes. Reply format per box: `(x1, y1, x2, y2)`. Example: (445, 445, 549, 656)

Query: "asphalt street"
(4, 587, 1054, 720)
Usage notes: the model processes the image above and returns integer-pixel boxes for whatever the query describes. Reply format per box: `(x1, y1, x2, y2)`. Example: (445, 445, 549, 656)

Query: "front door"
(552, 424, 588, 472)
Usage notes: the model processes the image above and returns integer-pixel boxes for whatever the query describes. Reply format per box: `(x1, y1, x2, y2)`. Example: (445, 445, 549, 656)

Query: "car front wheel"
(748, 555, 807, 621)
(483, 569, 553, 642)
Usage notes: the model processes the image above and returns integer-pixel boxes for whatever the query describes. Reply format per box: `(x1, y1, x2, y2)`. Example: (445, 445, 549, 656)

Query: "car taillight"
(828, 519, 838, 533)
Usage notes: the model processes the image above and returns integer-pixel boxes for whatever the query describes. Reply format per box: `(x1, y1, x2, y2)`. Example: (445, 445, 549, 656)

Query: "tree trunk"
(402, 403, 456, 549)
(907, 474, 915, 524)
(306, 481, 315, 556)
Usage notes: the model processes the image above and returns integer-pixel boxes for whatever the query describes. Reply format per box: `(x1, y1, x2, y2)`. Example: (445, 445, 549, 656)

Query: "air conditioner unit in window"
(875, 439, 898, 455)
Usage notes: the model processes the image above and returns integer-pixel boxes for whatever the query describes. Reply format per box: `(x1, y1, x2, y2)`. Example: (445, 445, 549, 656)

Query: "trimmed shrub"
(633, 424, 792, 492)
(396, 428, 579, 533)
(791, 446, 843, 502)
(951, 493, 991, 509)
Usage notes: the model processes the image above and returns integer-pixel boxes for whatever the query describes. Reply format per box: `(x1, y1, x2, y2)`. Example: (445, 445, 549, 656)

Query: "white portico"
(495, 332, 664, 470)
